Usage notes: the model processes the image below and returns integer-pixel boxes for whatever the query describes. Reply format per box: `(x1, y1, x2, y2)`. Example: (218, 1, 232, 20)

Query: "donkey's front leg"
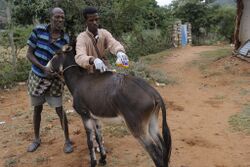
(80, 114, 97, 167)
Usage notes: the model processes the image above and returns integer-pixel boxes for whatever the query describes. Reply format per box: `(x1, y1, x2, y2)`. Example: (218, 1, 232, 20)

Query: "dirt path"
(156, 46, 250, 167)
(1, 45, 250, 167)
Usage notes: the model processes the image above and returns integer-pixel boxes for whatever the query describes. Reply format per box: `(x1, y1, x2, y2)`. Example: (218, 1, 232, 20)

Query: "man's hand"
(43, 66, 58, 79)
(116, 51, 129, 68)
(93, 58, 107, 73)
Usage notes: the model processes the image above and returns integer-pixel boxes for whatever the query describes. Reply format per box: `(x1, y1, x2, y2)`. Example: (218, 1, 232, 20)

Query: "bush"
(0, 58, 30, 88)
(192, 33, 226, 46)
(0, 25, 33, 51)
(121, 28, 172, 60)
(112, 60, 170, 85)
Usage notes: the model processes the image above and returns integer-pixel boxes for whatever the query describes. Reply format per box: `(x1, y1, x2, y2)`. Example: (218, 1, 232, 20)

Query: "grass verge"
(113, 49, 172, 85)
(229, 105, 250, 135)
(191, 47, 232, 72)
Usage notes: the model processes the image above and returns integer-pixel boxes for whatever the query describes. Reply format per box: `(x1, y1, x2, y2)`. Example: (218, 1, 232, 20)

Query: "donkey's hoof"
(99, 158, 107, 166)
(90, 160, 97, 167)
(27, 139, 41, 152)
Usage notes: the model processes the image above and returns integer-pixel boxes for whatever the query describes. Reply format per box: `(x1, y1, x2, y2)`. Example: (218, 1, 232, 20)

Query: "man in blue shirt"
(26, 7, 73, 153)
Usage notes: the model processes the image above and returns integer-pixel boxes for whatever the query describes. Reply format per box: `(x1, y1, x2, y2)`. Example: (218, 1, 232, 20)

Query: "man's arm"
(104, 29, 125, 55)
(103, 30, 129, 68)
(26, 46, 44, 70)
(26, 46, 55, 77)
(75, 33, 95, 68)
(75, 33, 107, 72)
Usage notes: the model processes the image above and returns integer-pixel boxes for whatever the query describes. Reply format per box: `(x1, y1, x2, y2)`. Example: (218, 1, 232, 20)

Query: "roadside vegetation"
(0, 0, 236, 88)
(229, 105, 250, 135)
(189, 46, 250, 135)
(190, 47, 232, 75)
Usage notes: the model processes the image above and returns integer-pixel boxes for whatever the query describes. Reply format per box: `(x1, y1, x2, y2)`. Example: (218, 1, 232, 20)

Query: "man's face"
(51, 10, 65, 31)
(86, 13, 99, 34)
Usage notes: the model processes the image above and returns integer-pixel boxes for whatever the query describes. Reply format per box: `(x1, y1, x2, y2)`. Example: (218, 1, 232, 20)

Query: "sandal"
(27, 139, 41, 152)
(64, 140, 73, 153)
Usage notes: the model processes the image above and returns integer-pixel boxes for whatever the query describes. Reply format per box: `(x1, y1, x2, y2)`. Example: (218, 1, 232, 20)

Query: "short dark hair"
(82, 7, 98, 19)
(49, 7, 64, 18)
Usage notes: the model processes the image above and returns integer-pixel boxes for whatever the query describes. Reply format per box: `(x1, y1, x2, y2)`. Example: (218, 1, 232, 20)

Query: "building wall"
(239, 0, 250, 43)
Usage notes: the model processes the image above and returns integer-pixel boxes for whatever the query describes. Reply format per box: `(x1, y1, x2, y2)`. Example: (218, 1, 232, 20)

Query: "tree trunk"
(234, 0, 244, 50)
(5, 0, 16, 71)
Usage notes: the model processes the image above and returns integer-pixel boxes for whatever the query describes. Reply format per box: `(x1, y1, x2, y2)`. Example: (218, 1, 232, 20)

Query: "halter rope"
(62, 64, 79, 74)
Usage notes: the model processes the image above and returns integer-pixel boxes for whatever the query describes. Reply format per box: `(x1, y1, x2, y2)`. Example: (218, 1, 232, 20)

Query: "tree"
(205, 0, 216, 3)
(4, 0, 16, 70)
(211, 5, 236, 43)
(12, 0, 52, 25)
(173, 1, 209, 37)
(170, 0, 236, 44)
(3, 0, 173, 61)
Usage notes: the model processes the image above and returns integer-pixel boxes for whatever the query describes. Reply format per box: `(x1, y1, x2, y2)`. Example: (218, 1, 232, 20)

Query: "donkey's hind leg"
(126, 118, 164, 167)
(137, 134, 164, 167)
(79, 113, 97, 167)
(132, 112, 164, 167)
(149, 112, 164, 155)
(92, 118, 107, 165)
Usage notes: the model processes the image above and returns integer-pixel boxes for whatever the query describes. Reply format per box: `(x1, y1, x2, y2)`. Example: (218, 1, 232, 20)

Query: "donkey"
(48, 45, 172, 167)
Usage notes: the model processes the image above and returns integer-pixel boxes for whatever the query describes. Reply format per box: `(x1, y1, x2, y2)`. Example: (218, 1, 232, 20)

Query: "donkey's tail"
(160, 97, 172, 167)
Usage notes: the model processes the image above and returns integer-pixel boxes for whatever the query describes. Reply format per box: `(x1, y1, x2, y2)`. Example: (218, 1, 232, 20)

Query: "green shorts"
(30, 94, 62, 108)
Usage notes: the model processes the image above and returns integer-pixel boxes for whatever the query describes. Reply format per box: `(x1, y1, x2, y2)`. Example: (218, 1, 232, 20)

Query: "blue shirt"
(27, 24, 69, 78)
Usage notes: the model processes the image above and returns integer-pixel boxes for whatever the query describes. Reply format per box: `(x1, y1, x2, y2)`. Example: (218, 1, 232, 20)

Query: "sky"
(156, 0, 172, 6)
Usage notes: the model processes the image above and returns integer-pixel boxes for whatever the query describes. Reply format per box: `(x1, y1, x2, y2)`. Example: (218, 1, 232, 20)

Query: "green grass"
(103, 123, 130, 138)
(190, 47, 232, 75)
(229, 105, 250, 135)
(199, 48, 231, 66)
(113, 50, 172, 85)
(34, 156, 49, 165)
(5, 157, 19, 167)
(141, 49, 170, 65)
(199, 48, 232, 60)
(213, 95, 225, 100)
(239, 88, 250, 96)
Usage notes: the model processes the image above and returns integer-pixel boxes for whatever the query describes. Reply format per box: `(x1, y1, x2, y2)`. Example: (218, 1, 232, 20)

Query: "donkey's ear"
(62, 44, 72, 52)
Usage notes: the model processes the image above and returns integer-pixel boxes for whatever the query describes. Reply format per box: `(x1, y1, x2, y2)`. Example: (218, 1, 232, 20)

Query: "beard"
(89, 25, 98, 35)
(52, 22, 64, 31)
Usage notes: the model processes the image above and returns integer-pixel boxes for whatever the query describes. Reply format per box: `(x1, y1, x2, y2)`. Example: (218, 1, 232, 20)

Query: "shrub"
(112, 60, 170, 85)
(121, 28, 172, 60)
(0, 25, 33, 57)
(0, 58, 30, 88)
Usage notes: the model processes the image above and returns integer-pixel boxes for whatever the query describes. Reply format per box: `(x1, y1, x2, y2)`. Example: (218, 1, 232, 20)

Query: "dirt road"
(1, 45, 250, 167)
(156, 46, 250, 167)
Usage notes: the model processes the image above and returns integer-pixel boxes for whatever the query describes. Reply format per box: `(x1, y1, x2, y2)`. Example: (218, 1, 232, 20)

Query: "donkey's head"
(47, 44, 75, 74)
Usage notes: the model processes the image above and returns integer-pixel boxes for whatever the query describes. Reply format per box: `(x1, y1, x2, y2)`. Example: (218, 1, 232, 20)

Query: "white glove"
(116, 51, 129, 67)
(93, 58, 107, 73)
